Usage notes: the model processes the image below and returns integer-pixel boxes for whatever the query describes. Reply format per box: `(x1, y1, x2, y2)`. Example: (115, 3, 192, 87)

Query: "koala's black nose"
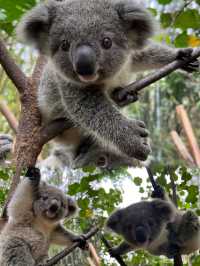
(49, 203, 59, 213)
(75, 45, 96, 76)
(135, 226, 147, 243)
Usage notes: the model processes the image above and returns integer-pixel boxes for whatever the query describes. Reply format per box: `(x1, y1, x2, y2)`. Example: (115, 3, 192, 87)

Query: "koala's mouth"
(78, 73, 99, 83)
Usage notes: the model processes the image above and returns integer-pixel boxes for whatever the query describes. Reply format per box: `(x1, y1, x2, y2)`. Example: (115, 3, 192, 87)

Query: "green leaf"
(158, 0, 172, 4)
(160, 13, 172, 28)
(174, 9, 200, 30)
(174, 32, 188, 48)
(133, 177, 142, 186)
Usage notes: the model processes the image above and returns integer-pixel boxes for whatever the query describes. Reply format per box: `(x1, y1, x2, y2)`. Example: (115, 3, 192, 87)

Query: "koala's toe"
(136, 120, 146, 128)
(177, 48, 193, 59)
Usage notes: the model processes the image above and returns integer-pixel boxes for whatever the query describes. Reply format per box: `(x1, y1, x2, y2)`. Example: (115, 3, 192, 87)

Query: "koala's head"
(74, 147, 137, 170)
(17, 0, 154, 84)
(106, 199, 175, 248)
(33, 182, 77, 223)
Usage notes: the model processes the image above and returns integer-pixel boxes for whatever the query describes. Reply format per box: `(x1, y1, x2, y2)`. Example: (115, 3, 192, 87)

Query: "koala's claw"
(73, 235, 88, 249)
(177, 48, 199, 72)
(112, 87, 139, 107)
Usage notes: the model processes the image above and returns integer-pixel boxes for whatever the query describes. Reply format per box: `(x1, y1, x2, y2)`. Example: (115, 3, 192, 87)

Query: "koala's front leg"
(50, 225, 87, 249)
(132, 42, 199, 72)
(62, 85, 150, 161)
(109, 241, 132, 257)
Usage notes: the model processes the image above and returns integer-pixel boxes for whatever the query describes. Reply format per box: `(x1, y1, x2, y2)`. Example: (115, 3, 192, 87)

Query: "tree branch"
(43, 227, 99, 266)
(101, 235, 127, 266)
(0, 101, 18, 133)
(112, 48, 200, 106)
(0, 38, 27, 94)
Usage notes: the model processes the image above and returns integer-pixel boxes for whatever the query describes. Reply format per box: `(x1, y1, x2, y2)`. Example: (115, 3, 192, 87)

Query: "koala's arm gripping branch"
(112, 48, 200, 106)
(0, 38, 27, 94)
(43, 227, 99, 266)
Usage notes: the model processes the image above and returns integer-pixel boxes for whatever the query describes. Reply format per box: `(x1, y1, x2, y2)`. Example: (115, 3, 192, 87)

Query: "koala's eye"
(61, 40, 70, 51)
(97, 155, 107, 168)
(102, 37, 112, 49)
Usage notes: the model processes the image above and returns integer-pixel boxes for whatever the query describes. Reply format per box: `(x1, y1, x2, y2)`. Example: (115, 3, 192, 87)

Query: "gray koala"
(0, 133, 137, 170)
(0, 169, 86, 265)
(16, 0, 199, 167)
(106, 192, 200, 258)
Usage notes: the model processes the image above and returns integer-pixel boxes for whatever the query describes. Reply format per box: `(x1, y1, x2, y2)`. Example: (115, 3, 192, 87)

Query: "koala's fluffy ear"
(68, 197, 78, 217)
(152, 199, 176, 223)
(115, 0, 155, 48)
(106, 209, 123, 233)
(16, 1, 56, 54)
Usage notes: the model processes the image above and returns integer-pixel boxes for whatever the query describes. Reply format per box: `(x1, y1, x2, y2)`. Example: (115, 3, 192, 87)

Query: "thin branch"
(101, 235, 127, 266)
(43, 227, 99, 266)
(168, 166, 183, 266)
(0, 38, 27, 94)
(0, 101, 18, 133)
(88, 242, 101, 266)
(112, 48, 200, 105)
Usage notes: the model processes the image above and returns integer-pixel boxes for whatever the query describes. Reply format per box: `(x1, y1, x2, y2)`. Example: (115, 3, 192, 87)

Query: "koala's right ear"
(152, 199, 176, 223)
(16, 1, 56, 54)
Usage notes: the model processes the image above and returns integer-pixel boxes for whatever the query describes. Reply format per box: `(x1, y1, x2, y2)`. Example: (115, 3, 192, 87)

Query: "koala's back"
(0, 223, 49, 264)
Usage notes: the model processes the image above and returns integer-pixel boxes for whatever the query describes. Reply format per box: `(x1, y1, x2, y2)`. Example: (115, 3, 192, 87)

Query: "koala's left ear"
(152, 199, 175, 223)
(16, 0, 57, 54)
(115, 0, 155, 48)
(106, 209, 123, 233)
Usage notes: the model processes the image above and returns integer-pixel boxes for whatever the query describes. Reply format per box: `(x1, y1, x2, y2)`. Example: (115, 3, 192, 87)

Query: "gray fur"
(16, 0, 199, 166)
(0, 175, 83, 265)
(106, 194, 200, 257)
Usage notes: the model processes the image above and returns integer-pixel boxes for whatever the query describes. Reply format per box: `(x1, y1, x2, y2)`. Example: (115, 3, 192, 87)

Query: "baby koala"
(106, 189, 200, 258)
(0, 168, 86, 265)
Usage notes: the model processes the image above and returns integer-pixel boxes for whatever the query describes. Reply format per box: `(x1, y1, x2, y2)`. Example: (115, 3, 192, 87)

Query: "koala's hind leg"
(0, 237, 35, 266)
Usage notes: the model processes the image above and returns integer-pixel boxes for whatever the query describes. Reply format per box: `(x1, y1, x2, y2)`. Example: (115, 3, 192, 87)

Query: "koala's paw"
(25, 167, 41, 185)
(72, 235, 88, 250)
(0, 134, 13, 160)
(176, 48, 199, 72)
(120, 119, 151, 161)
(112, 87, 139, 107)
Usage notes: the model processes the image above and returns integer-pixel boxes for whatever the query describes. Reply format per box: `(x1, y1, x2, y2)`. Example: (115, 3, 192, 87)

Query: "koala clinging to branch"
(16, 0, 198, 166)
(106, 190, 200, 258)
(0, 168, 86, 265)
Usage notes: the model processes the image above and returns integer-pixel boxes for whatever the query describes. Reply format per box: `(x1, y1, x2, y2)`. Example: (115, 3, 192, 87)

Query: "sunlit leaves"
(174, 9, 200, 30)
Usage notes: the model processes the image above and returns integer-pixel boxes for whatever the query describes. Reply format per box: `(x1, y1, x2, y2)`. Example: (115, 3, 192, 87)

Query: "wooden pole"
(170, 130, 195, 167)
(176, 105, 200, 167)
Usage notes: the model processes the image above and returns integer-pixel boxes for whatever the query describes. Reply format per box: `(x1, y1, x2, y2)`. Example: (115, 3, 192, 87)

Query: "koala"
(16, 0, 199, 167)
(0, 133, 136, 170)
(106, 191, 200, 258)
(0, 168, 86, 265)
(0, 134, 13, 166)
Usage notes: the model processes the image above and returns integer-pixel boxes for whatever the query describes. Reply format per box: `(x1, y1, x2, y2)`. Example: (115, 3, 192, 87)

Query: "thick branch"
(112, 48, 200, 105)
(43, 227, 99, 266)
(0, 38, 27, 94)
